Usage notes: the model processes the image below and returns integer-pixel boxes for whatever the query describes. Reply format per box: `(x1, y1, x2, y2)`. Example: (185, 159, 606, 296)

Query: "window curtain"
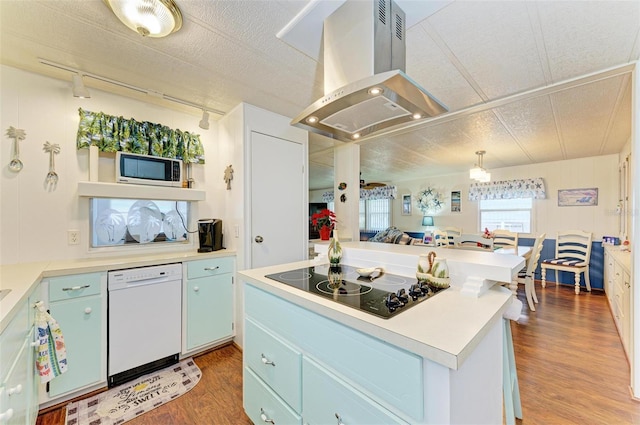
(322, 185, 397, 203)
(468, 178, 546, 201)
(75, 108, 205, 164)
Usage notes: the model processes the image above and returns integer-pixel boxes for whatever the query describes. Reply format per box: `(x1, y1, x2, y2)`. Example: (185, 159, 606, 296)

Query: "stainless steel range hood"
(291, 0, 447, 142)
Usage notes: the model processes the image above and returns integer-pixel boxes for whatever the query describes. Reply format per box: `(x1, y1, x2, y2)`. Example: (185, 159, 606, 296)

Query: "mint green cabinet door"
(186, 274, 233, 350)
(1, 336, 30, 425)
(302, 357, 409, 425)
(49, 296, 102, 397)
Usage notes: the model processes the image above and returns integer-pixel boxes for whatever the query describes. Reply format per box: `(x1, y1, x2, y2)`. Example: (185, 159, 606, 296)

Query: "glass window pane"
(479, 198, 532, 233)
(91, 198, 190, 247)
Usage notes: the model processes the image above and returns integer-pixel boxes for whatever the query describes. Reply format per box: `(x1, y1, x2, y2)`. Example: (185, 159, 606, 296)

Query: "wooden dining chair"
(433, 230, 449, 247)
(515, 233, 546, 311)
(493, 229, 518, 249)
(444, 227, 461, 246)
(541, 230, 592, 294)
(458, 234, 493, 251)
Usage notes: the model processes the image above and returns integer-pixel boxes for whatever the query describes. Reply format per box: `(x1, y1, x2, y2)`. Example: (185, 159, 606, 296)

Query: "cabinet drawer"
(187, 257, 234, 279)
(245, 284, 423, 421)
(49, 272, 102, 301)
(245, 318, 302, 411)
(302, 357, 409, 425)
(244, 367, 301, 425)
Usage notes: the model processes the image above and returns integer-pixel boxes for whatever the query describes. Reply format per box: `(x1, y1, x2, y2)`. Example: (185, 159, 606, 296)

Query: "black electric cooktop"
(265, 264, 447, 319)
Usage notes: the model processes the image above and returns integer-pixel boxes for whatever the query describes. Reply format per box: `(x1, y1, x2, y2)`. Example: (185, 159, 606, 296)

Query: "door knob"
(255, 235, 264, 243)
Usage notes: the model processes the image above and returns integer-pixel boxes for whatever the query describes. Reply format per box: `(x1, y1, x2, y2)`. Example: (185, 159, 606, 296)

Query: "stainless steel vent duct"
(291, 0, 447, 142)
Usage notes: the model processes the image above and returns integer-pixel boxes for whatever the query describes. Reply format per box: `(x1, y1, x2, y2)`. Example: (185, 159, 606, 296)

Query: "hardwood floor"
(36, 344, 251, 425)
(513, 282, 640, 424)
(37, 283, 639, 424)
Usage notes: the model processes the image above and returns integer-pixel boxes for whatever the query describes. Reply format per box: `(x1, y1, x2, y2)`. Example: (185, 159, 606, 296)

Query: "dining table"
(495, 245, 533, 298)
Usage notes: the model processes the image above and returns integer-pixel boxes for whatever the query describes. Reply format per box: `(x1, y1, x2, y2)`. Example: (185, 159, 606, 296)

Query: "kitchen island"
(238, 242, 524, 424)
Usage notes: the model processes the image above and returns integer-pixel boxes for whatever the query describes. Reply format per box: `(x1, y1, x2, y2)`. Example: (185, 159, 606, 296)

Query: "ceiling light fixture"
(103, 0, 183, 38)
(39, 58, 225, 126)
(72, 73, 91, 98)
(199, 110, 210, 130)
(470, 150, 491, 183)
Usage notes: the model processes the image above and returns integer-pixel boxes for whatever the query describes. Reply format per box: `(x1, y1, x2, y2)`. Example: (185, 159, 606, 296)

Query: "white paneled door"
(250, 131, 305, 268)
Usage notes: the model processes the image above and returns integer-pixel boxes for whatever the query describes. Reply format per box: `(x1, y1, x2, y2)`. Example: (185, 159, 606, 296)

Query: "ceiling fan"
(360, 173, 386, 190)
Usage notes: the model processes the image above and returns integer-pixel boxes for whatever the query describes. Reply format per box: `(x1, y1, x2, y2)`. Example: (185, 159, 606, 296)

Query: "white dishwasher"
(108, 263, 182, 387)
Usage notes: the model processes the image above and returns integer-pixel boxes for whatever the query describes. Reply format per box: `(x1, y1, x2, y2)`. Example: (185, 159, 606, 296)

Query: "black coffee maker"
(198, 219, 223, 252)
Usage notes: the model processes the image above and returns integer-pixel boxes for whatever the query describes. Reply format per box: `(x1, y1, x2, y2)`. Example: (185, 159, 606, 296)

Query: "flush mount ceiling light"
(72, 73, 90, 98)
(199, 110, 210, 130)
(103, 0, 183, 38)
(470, 150, 491, 183)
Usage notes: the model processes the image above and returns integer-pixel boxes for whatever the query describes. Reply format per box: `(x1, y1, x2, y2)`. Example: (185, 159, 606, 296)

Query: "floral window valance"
(322, 185, 397, 202)
(75, 108, 205, 164)
(468, 178, 546, 201)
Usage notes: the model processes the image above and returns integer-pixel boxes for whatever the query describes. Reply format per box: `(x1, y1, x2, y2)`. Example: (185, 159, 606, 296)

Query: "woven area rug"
(65, 358, 201, 425)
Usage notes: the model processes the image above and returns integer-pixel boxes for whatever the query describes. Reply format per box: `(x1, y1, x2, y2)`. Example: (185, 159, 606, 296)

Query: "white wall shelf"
(78, 181, 206, 201)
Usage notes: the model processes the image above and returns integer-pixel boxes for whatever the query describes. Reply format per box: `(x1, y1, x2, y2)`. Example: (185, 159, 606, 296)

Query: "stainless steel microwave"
(115, 152, 183, 187)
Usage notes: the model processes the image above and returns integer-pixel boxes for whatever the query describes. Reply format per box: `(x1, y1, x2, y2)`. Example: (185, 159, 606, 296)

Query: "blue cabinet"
(0, 283, 42, 425)
(302, 357, 408, 425)
(184, 257, 234, 353)
(243, 283, 419, 424)
(47, 272, 105, 398)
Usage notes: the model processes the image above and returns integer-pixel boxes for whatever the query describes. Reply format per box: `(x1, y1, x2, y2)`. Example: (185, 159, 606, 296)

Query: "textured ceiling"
(1, 1, 637, 190)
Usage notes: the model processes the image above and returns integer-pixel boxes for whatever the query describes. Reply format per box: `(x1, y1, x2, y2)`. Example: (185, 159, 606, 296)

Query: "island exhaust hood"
(291, 0, 448, 142)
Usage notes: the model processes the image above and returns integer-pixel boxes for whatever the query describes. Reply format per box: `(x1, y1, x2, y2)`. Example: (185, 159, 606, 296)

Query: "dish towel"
(35, 302, 68, 383)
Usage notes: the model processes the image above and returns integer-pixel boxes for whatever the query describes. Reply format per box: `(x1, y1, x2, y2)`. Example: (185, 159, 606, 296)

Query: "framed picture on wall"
(558, 188, 598, 207)
(451, 191, 461, 212)
(402, 194, 412, 215)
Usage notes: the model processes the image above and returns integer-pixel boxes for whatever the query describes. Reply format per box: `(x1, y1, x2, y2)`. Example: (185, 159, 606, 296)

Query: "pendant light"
(104, 0, 183, 38)
(469, 150, 491, 183)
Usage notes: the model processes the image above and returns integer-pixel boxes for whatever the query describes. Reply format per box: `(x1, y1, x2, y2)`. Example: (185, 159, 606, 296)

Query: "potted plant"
(311, 208, 336, 240)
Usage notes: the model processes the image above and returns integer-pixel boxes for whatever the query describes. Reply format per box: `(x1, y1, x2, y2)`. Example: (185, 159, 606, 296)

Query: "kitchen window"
(326, 199, 392, 232)
(360, 198, 392, 231)
(479, 198, 532, 233)
(90, 198, 190, 247)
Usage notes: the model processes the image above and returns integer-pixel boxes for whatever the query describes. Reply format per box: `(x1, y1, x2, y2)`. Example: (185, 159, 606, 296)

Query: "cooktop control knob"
(396, 288, 409, 304)
(385, 293, 403, 311)
(409, 283, 423, 300)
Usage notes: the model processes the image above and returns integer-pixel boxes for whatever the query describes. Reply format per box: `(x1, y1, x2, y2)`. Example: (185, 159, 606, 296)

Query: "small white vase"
(328, 229, 342, 265)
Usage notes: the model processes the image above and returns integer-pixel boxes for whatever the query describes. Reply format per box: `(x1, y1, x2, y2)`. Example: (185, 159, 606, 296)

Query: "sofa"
(360, 227, 424, 245)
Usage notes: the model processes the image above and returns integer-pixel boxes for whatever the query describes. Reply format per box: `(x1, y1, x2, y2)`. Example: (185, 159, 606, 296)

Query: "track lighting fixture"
(40, 58, 225, 128)
(72, 73, 90, 98)
(199, 110, 210, 130)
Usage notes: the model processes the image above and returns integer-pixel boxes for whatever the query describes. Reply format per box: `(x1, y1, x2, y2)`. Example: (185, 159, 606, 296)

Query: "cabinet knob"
(7, 384, 22, 396)
(0, 408, 14, 421)
(260, 408, 275, 424)
(335, 413, 345, 425)
(193, 286, 200, 292)
(260, 354, 275, 367)
(84, 307, 92, 314)
(255, 235, 264, 243)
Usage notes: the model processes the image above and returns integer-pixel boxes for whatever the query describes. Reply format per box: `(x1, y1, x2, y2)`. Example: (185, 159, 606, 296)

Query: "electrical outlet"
(68, 230, 80, 245)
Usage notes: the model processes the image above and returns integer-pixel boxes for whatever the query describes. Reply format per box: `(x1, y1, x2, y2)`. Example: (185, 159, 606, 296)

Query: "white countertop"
(238, 243, 515, 370)
(0, 250, 235, 333)
(605, 245, 632, 273)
